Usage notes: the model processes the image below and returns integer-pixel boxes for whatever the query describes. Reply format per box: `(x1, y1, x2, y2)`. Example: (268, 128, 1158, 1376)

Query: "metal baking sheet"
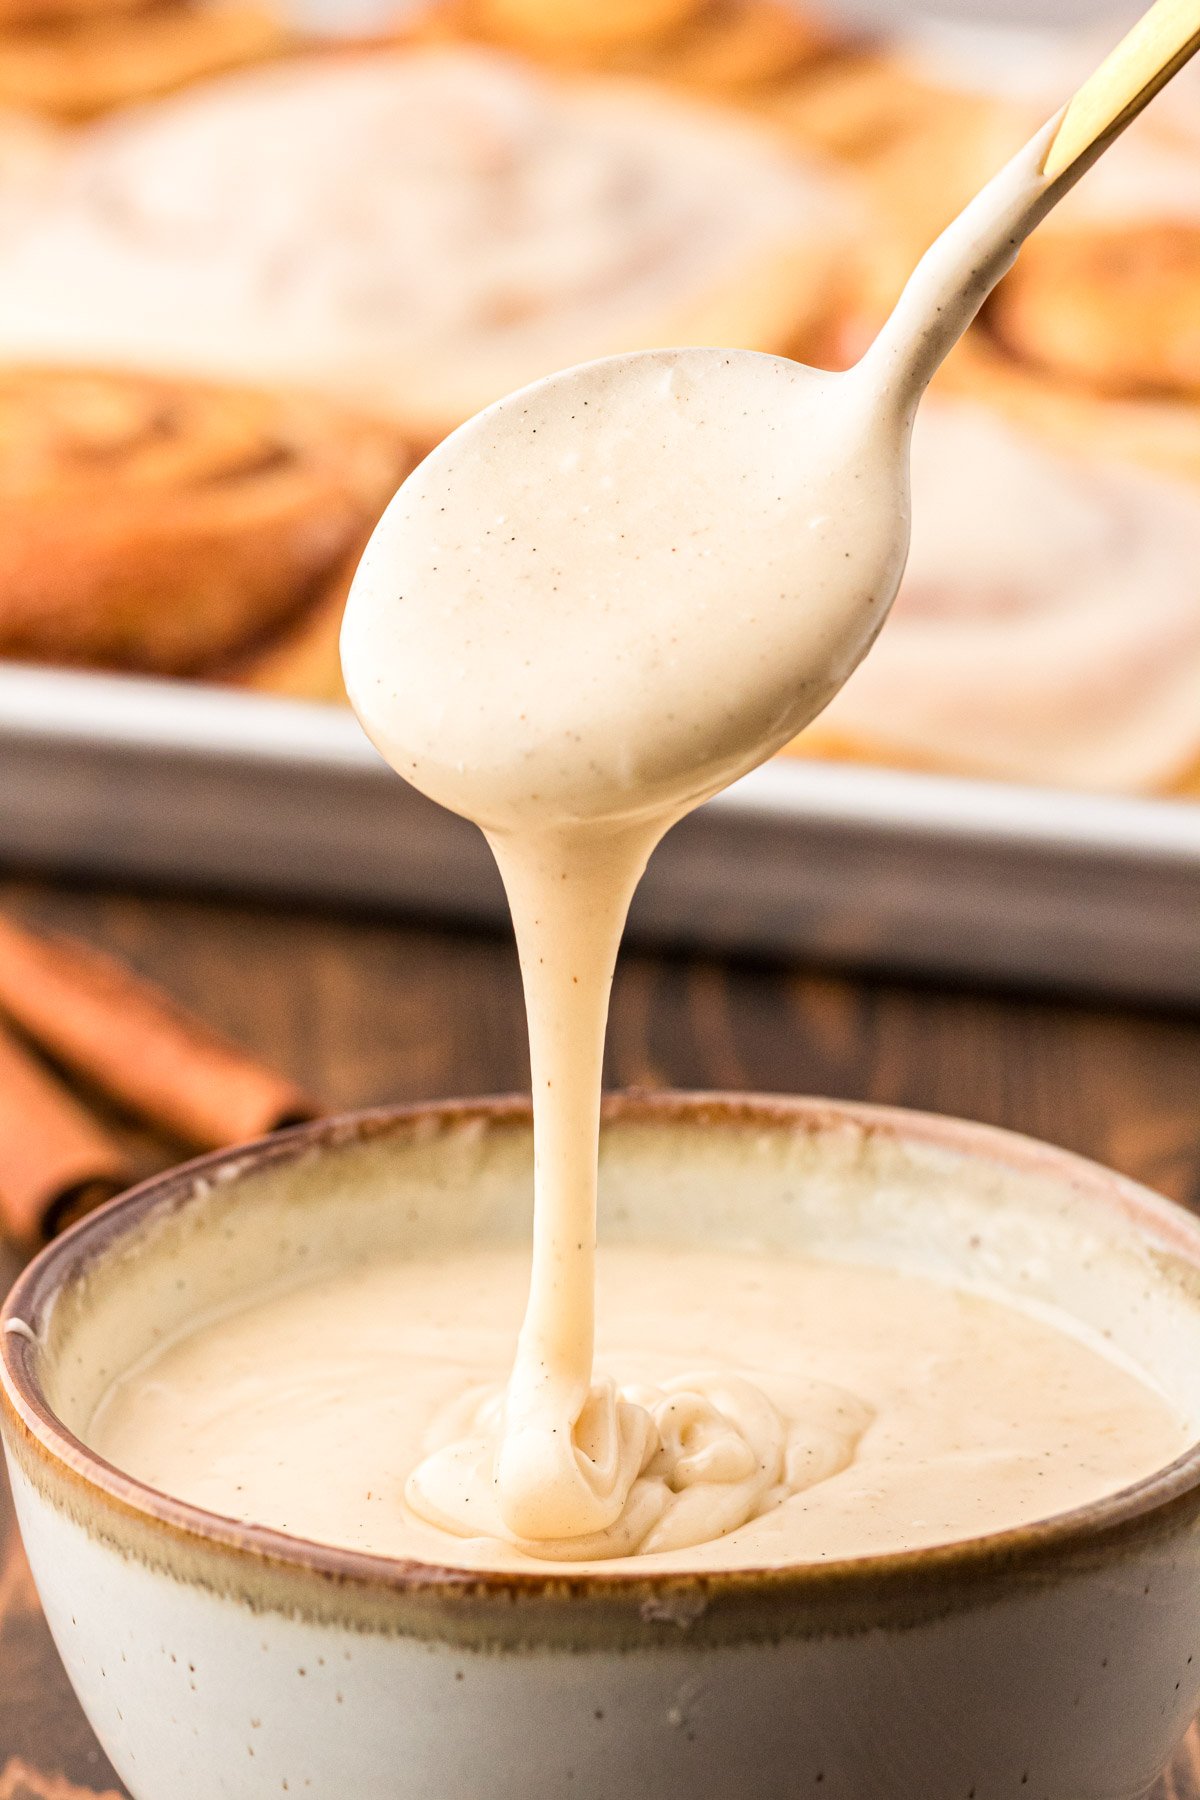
(0, 664, 1197, 1007)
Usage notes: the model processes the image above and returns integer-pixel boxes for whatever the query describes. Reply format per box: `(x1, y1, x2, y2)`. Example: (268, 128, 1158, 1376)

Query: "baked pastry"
(419, 0, 832, 98)
(0, 47, 865, 442)
(988, 101, 1200, 402)
(792, 398, 1200, 795)
(0, 1, 284, 120)
(0, 366, 412, 679)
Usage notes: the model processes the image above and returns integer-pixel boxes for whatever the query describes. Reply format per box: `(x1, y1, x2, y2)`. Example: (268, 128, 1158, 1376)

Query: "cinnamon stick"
(0, 914, 318, 1150)
(0, 1021, 128, 1245)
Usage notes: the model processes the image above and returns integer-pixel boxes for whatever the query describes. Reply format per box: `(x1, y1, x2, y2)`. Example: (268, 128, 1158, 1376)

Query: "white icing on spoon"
(343, 54, 1194, 1559)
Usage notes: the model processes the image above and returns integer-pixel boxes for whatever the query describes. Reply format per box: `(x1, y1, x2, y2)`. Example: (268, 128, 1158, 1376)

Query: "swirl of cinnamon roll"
(0, 47, 864, 442)
(0, 366, 412, 677)
(796, 398, 1200, 795)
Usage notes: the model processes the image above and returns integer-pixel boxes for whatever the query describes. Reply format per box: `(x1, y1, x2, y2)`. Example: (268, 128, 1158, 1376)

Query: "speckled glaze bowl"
(4, 1094, 1200, 1800)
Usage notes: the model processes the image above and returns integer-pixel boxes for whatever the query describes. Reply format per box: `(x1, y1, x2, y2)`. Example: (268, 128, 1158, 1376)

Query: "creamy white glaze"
(339, 117, 1118, 1562)
(89, 1246, 1188, 1572)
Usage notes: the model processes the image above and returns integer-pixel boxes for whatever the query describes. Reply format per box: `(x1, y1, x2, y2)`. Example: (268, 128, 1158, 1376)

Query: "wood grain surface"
(0, 872, 1198, 1797)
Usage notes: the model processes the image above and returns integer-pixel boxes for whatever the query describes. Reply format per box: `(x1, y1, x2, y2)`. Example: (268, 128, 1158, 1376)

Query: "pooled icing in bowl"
(89, 1242, 1188, 1571)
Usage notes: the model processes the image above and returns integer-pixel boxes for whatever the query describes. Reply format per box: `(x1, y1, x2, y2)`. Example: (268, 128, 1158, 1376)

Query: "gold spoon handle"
(860, 0, 1200, 408)
(1044, 0, 1200, 178)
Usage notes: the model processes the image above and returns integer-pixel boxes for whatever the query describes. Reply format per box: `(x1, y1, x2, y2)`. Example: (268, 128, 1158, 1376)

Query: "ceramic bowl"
(4, 1093, 1200, 1800)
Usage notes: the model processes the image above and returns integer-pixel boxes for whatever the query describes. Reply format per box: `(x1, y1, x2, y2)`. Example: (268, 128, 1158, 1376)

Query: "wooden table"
(1, 873, 1198, 1799)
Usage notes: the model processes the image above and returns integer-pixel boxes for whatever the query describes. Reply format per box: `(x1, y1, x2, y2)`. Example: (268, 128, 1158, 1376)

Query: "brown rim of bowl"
(4, 1089, 1200, 1608)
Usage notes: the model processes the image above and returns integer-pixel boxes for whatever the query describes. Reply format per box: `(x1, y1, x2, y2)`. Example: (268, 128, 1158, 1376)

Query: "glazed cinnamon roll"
(0, 367, 412, 680)
(793, 399, 1200, 796)
(0, 47, 865, 442)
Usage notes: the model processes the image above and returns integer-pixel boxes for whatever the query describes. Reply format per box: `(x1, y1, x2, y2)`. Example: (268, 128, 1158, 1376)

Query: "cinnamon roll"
(0, 47, 865, 441)
(0, 366, 412, 680)
(987, 83, 1200, 404)
(793, 399, 1200, 796)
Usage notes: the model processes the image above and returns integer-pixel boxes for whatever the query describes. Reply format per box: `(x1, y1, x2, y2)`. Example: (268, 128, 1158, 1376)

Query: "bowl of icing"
(3, 1091, 1200, 1800)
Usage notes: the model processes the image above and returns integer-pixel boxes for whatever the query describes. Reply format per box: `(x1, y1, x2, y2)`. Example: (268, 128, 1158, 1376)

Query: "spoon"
(1045, 0, 1200, 179)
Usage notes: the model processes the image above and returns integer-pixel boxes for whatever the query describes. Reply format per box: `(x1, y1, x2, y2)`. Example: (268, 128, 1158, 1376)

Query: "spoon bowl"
(342, 346, 911, 834)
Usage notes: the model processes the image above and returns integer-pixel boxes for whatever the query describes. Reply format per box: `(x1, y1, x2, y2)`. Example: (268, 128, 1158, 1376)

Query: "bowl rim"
(5, 1088, 1200, 1609)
